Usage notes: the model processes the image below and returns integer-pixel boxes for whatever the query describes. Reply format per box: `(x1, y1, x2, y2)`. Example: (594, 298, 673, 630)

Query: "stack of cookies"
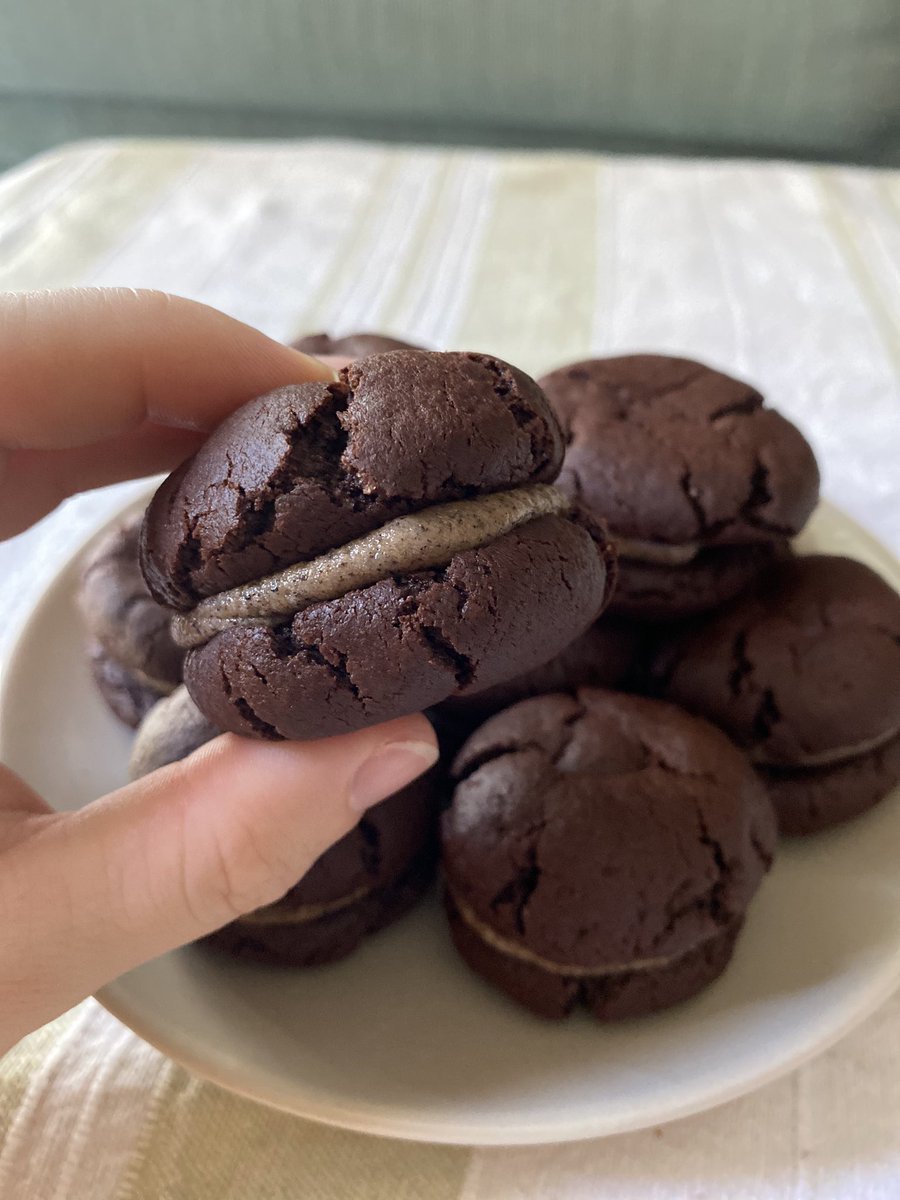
(78, 336, 900, 1024)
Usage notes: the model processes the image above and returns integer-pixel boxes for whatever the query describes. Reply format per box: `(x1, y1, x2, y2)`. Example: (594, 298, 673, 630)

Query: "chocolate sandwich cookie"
(130, 688, 442, 965)
(142, 350, 615, 740)
(442, 689, 776, 1020)
(653, 555, 900, 834)
(78, 513, 185, 727)
(539, 355, 819, 619)
(434, 616, 643, 753)
(292, 332, 422, 358)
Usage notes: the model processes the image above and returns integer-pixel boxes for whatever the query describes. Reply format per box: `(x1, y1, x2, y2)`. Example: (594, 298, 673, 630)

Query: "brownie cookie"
(434, 617, 644, 755)
(292, 332, 422, 358)
(130, 689, 442, 965)
(78, 514, 185, 727)
(142, 350, 615, 740)
(442, 689, 776, 1019)
(539, 355, 819, 619)
(653, 555, 900, 834)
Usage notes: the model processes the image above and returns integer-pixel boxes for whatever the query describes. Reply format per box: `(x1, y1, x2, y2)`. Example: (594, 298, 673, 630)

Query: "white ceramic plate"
(1, 493, 899, 1146)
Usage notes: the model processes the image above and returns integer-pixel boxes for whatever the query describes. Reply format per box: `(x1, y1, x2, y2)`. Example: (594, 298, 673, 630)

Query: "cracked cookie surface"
(142, 350, 614, 739)
(653, 555, 900, 765)
(442, 688, 775, 1018)
(539, 354, 819, 618)
(653, 555, 900, 833)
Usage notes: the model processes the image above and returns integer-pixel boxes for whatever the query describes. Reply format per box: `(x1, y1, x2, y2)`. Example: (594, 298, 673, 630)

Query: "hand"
(0, 289, 439, 1052)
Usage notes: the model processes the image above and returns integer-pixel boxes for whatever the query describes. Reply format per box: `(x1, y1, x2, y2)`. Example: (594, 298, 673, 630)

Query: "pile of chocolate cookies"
(78, 333, 900, 1023)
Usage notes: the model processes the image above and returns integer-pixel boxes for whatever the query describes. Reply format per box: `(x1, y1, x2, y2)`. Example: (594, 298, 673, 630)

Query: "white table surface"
(0, 137, 898, 1200)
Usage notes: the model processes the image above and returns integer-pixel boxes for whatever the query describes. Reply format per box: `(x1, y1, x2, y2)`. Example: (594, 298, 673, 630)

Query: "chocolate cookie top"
(653, 555, 900, 767)
(142, 350, 564, 609)
(292, 332, 422, 357)
(443, 689, 775, 970)
(78, 513, 184, 685)
(539, 355, 819, 548)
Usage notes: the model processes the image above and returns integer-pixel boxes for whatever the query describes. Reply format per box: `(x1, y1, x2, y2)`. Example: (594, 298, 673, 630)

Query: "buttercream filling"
(173, 483, 571, 649)
(753, 724, 900, 770)
(615, 536, 701, 567)
(451, 890, 697, 978)
(237, 885, 371, 927)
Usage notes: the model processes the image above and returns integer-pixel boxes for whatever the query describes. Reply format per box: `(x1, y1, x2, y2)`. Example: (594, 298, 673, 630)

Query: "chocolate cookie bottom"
(445, 890, 743, 1020)
(88, 640, 173, 728)
(201, 855, 436, 967)
(759, 734, 900, 836)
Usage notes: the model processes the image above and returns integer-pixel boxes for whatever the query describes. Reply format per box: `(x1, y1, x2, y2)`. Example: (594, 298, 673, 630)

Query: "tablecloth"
(0, 137, 899, 1200)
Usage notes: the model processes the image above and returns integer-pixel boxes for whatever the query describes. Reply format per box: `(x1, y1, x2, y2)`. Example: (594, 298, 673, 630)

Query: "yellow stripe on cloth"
(0, 142, 197, 292)
(0, 1007, 81, 1127)
(120, 1065, 469, 1200)
(452, 153, 599, 375)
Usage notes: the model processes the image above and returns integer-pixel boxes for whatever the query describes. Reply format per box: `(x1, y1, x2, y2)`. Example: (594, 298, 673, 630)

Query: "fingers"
(0, 425, 208, 539)
(0, 289, 335, 447)
(0, 288, 336, 536)
(0, 714, 438, 1049)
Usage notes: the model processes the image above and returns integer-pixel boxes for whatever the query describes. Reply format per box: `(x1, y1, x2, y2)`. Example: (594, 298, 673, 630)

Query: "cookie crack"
(191, 383, 366, 595)
(452, 739, 546, 784)
(650, 755, 718, 785)
(301, 641, 364, 703)
(179, 513, 204, 591)
(239, 382, 354, 542)
(470, 353, 555, 476)
(420, 624, 474, 688)
(750, 830, 775, 871)
(218, 662, 279, 739)
(549, 703, 589, 769)
(358, 816, 382, 877)
(709, 392, 763, 422)
(597, 364, 708, 413)
(269, 624, 367, 704)
(678, 469, 730, 540)
(738, 458, 795, 535)
(489, 841, 543, 936)
(751, 687, 782, 743)
(695, 809, 730, 927)
(728, 631, 754, 697)
(649, 806, 733, 950)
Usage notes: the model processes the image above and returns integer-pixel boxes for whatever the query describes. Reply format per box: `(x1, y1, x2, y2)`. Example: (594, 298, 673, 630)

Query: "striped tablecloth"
(1, 138, 899, 1199)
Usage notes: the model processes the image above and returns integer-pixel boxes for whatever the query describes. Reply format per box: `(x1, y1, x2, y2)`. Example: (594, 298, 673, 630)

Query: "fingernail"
(349, 740, 439, 812)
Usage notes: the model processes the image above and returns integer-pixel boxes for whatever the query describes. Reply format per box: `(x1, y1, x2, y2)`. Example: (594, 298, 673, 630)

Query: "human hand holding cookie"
(0, 289, 440, 1051)
(6, 284, 897, 1079)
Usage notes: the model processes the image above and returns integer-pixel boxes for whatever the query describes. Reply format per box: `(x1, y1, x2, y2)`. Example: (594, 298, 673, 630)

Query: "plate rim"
(2, 490, 899, 1146)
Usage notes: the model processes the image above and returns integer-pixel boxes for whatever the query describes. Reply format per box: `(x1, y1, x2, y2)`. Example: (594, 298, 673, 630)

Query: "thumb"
(0, 714, 438, 1047)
